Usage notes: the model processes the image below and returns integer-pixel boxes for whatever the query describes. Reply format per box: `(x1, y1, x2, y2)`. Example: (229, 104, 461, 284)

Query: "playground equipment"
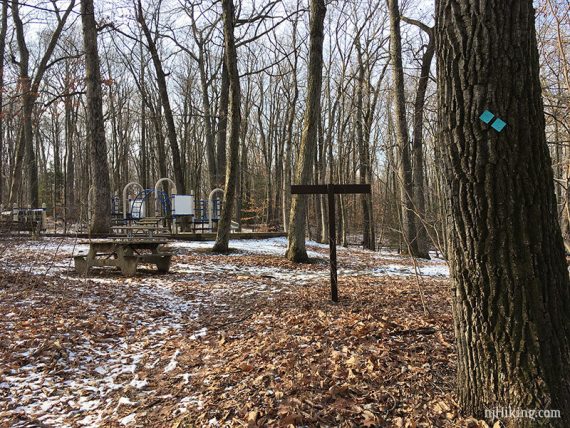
(0, 203, 47, 235)
(208, 188, 224, 231)
(114, 178, 226, 236)
(122, 182, 143, 221)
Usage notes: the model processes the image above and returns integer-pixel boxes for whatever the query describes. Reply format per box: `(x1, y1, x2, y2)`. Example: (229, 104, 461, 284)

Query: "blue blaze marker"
(480, 110, 494, 124)
(480, 110, 507, 133)
(491, 118, 507, 132)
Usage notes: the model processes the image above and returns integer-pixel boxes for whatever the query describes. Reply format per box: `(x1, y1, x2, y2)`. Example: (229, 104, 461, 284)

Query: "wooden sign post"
(291, 183, 371, 302)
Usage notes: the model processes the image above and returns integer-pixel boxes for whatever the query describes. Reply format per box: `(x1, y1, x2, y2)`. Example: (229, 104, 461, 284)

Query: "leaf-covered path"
(0, 237, 467, 427)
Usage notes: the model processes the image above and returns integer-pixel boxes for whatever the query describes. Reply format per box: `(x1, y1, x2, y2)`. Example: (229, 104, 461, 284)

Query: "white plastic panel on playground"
(173, 194, 194, 216)
(130, 201, 145, 219)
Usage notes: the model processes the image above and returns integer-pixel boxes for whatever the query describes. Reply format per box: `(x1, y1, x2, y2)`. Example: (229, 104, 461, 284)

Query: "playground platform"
(172, 231, 286, 241)
(41, 231, 287, 241)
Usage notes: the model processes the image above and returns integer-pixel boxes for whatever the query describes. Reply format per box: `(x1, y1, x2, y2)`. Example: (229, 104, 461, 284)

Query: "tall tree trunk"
(10, 1, 31, 206)
(285, 0, 326, 262)
(64, 84, 77, 222)
(140, 39, 148, 189)
(216, 63, 229, 188)
(82, 0, 111, 234)
(199, 49, 217, 191)
(136, 0, 185, 194)
(149, 100, 167, 180)
(437, 0, 570, 424)
(282, 18, 299, 233)
(387, 0, 422, 257)
(410, 39, 433, 259)
(213, 0, 240, 253)
(355, 40, 375, 251)
(404, 17, 434, 259)
(0, 0, 6, 206)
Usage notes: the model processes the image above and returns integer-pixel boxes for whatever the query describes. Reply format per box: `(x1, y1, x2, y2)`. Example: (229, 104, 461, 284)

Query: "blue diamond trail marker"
(480, 109, 507, 132)
(491, 118, 507, 132)
(480, 110, 495, 124)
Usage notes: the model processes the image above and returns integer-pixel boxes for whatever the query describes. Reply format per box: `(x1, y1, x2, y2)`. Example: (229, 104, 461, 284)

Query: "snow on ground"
(170, 236, 326, 258)
(0, 236, 449, 426)
(170, 236, 449, 280)
(0, 268, 207, 426)
(0, 236, 449, 281)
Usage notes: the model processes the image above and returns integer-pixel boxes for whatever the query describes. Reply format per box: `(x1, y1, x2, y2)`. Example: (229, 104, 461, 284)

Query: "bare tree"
(82, 0, 111, 234)
(135, 0, 185, 194)
(0, 0, 7, 206)
(402, 16, 435, 259)
(286, 0, 326, 262)
(9, 0, 76, 207)
(387, 0, 427, 257)
(213, 0, 241, 253)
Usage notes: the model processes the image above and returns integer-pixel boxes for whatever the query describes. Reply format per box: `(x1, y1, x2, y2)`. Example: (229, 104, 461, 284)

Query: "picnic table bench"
(111, 217, 171, 237)
(74, 238, 174, 276)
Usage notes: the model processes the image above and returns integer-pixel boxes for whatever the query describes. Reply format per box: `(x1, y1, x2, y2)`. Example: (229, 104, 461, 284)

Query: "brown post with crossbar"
(327, 185, 338, 301)
(291, 183, 371, 302)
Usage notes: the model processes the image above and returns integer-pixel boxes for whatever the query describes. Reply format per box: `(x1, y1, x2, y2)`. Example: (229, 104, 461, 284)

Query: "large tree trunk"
(82, 0, 111, 234)
(212, 0, 240, 253)
(285, 0, 326, 262)
(437, 0, 570, 425)
(387, 0, 424, 257)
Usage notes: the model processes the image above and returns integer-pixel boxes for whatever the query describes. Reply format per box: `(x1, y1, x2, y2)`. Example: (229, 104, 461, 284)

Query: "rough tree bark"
(387, 0, 425, 257)
(437, 0, 570, 425)
(285, 0, 326, 262)
(212, 0, 240, 253)
(82, 0, 111, 234)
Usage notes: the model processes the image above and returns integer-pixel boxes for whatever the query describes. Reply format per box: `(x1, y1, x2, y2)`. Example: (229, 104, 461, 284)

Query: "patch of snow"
(129, 377, 148, 389)
(372, 264, 449, 278)
(190, 327, 207, 340)
(179, 373, 191, 384)
(170, 237, 324, 258)
(164, 349, 181, 372)
(119, 413, 136, 425)
(118, 397, 136, 406)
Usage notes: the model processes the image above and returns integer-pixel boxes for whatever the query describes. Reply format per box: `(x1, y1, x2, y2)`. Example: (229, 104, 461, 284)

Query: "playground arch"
(208, 188, 224, 230)
(122, 182, 143, 220)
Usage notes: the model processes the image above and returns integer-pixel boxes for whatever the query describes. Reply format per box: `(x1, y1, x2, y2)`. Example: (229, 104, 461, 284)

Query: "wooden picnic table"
(74, 238, 174, 276)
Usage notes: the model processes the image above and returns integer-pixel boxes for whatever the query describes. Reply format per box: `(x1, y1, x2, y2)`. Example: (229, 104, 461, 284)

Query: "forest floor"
(0, 236, 486, 427)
